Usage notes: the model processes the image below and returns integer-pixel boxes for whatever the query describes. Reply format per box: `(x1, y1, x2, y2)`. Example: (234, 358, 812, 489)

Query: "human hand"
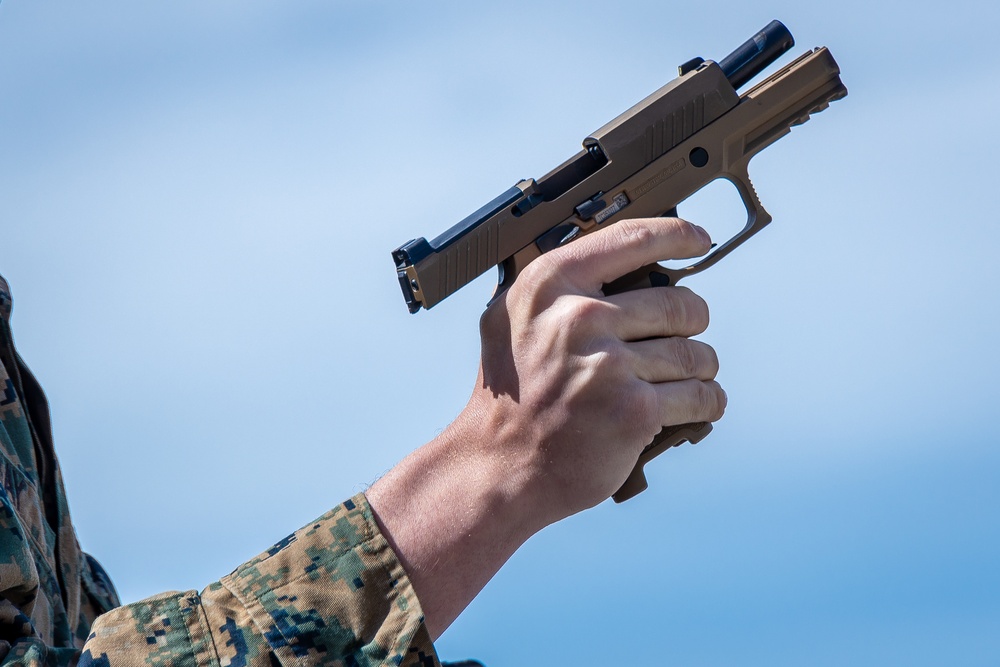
(469, 217, 727, 523)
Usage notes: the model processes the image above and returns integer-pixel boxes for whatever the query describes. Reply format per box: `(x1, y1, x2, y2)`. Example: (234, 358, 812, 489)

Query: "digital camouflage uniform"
(0, 275, 456, 667)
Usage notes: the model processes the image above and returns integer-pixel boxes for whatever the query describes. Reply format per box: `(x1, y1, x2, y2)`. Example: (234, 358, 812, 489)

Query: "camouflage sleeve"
(80, 494, 441, 667)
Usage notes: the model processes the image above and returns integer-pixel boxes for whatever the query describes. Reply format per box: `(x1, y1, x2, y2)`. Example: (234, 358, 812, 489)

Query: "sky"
(2, 1, 999, 665)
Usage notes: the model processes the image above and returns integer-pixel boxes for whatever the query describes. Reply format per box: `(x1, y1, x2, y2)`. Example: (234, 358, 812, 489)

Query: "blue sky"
(2, 1, 999, 665)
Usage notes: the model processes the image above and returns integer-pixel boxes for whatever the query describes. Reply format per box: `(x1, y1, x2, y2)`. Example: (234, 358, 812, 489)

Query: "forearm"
(365, 396, 549, 640)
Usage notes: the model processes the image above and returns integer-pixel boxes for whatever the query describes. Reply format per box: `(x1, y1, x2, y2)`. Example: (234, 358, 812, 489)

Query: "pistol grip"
(612, 421, 713, 503)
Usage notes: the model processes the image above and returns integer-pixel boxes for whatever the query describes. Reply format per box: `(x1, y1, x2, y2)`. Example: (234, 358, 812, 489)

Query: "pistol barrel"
(719, 19, 794, 90)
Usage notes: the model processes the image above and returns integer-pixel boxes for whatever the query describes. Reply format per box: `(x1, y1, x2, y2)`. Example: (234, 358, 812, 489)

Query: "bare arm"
(366, 217, 727, 639)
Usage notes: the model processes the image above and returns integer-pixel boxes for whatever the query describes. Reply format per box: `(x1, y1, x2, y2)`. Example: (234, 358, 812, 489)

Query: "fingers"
(604, 285, 709, 340)
(548, 218, 712, 293)
(629, 337, 719, 383)
(653, 379, 728, 426)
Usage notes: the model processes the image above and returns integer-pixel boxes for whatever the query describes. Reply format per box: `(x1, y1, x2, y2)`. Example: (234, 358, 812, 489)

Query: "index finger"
(549, 218, 712, 293)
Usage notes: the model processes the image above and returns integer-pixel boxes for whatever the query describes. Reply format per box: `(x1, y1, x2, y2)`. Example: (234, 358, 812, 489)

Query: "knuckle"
(592, 344, 627, 376)
(655, 288, 708, 335)
(604, 373, 649, 417)
(525, 250, 560, 278)
(672, 217, 711, 246)
(688, 340, 720, 380)
(674, 287, 710, 333)
(663, 215, 689, 233)
(618, 382, 660, 438)
(655, 288, 684, 332)
(613, 219, 655, 251)
(516, 254, 559, 296)
(558, 296, 609, 333)
(669, 338, 700, 378)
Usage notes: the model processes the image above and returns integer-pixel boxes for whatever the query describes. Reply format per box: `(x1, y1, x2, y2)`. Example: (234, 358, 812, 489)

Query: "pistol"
(392, 20, 847, 502)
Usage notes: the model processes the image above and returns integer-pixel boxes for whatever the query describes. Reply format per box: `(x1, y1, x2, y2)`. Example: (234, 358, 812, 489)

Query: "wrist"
(365, 398, 545, 638)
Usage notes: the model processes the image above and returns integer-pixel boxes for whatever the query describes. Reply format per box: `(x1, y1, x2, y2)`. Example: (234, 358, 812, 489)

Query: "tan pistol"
(392, 20, 847, 502)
